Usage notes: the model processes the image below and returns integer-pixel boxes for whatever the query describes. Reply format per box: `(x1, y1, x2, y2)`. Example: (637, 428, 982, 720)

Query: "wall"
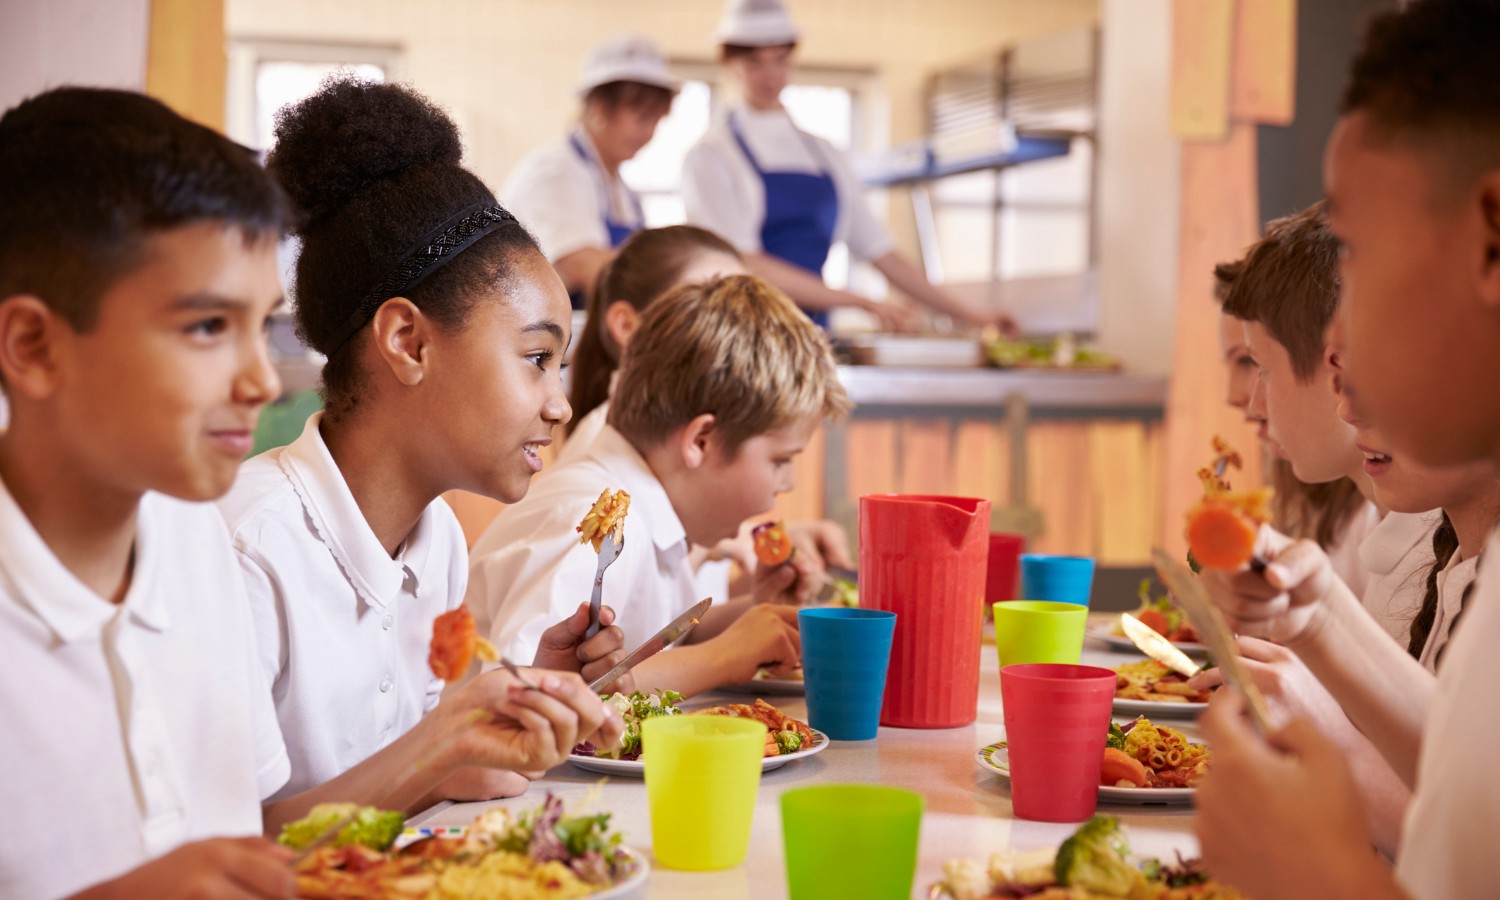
(225, 0, 1098, 258)
(0, 0, 149, 110)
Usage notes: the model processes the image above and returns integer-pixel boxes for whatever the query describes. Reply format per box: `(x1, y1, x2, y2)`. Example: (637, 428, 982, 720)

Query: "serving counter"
(408, 622, 1198, 899)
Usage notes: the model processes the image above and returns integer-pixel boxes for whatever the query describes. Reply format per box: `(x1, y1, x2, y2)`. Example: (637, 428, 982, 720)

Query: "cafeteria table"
(406, 614, 1200, 898)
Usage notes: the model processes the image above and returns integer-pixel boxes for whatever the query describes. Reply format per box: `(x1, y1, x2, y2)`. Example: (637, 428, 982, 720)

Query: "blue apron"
(569, 132, 643, 249)
(729, 113, 839, 329)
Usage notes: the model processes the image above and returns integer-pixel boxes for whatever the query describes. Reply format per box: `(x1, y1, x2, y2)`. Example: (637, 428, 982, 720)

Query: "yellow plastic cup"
(993, 600, 1089, 668)
(643, 715, 766, 870)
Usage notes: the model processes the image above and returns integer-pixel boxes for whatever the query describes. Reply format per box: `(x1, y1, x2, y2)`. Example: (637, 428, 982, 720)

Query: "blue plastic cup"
(1019, 554, 1096, 606)
(798, 608, 897, 740)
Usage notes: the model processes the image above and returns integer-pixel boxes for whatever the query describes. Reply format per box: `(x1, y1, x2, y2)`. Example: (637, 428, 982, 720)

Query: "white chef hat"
(577, 34, 679, 96)
(715, 0, 800, 47)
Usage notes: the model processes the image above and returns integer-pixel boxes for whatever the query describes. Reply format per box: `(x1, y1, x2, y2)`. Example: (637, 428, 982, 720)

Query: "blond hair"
(608, 274, 851, 455)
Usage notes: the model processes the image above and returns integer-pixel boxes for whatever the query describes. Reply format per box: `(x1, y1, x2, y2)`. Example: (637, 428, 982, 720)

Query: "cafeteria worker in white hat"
(503, 34, 676, 307)
(681, 0, 1018, 333)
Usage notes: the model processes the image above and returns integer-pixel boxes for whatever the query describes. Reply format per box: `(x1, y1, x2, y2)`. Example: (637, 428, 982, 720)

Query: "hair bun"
(268, 76, 462, 229)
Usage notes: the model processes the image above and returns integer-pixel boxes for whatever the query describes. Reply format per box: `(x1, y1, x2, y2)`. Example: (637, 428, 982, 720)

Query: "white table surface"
(407, 615, 1198, 899)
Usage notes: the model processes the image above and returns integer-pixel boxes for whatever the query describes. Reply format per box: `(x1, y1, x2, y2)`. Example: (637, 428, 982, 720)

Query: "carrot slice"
(752, 521, 794, 567)
(1101, 746, 1149, 787)
(1185, 501, 1259, 571)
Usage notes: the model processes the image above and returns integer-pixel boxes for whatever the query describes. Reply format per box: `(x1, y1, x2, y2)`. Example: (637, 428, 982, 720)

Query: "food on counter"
(291, 793, 639, 899)
(428, 606, 498, 681)
(579, 689, 684, 761)
(577, 488, 630, 552)
(1186, 436, 1272, 572)
(1114, 659, 1212, 704)
(1112, 579, 1200, 643)
(751, 519, 794, 567)
(694, 698, 815, 756)
(1107, 717, 1210, 788)
(278, 803, 405, 853)
(983, 332, 1120, 371)
(934, 815, 1243, 899)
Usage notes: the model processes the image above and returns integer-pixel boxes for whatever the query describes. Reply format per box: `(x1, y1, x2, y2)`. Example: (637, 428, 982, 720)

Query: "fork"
(584, 529, 624, 638)
(499, 656, 540, 690)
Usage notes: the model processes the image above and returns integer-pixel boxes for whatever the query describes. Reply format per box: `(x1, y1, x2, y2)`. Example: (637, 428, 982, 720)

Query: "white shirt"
(1419, 546, 1478, 671)
(467, 424, 702, 664)
(1326, 499, 1382, 606)
(0, 481, 288, 900)
(218, 413, 468, 801)
(1396, 525, 1500, 897)
(681, 105, 894, 263)
(1358, 510, 1440, 649)
(502, 129, 644, 263)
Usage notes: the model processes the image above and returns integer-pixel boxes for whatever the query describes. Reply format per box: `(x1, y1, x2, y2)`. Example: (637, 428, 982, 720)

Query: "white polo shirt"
(1396, 525, 1500, 897)
(680, 105, 894, 263)
(1418, 547, 1478, 671)
(467, 424, 701, 664)
(0, 479, 288, 900)
(219, 413, 467, 801)
(1358, 510, 1440, 650)
(502, 128, 645, 263)
(1325, 498, 1381, 606)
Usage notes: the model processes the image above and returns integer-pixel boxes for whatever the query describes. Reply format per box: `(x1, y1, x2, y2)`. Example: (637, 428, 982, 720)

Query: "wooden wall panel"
(1230, 0, 1297, 124)
(1025, 423, 1096, 556)
(1089, 421, 1154, 564)
(145, 0, 226, 130)
(1170, 0, 1234, 139)
(899, 420, 955, 497)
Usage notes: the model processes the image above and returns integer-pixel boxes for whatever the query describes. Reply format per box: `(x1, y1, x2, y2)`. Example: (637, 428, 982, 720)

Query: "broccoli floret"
(773, 730, 804, 754)
(277, 803, 405, 852)
(1106, 722, 1127, 751)
(1054, 815, 1146, 896)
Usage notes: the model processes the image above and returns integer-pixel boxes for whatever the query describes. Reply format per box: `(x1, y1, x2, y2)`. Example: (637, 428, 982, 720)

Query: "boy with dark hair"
(1193, 1, 1500, 897)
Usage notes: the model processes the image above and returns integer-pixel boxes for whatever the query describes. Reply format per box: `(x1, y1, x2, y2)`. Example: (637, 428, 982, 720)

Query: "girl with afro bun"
(216, 77, 628, 828)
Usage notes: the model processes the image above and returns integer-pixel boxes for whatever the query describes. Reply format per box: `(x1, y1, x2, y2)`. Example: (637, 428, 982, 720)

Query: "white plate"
(974, 742, 1196, 806)
(719, 671, 806, 695)
(1087, 620, 1209, 656)
(569, 727, 829, 776)
(1113, 696, 1207, 718)
(391, 833, 648, 897)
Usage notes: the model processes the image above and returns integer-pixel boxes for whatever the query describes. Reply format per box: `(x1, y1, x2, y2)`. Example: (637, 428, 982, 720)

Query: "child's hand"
(785, 519, 854, 571)
(80, 837, 295, 898)
(532, 602, 635, 694)
(751, 554, 801, 605)
(431, 765, 529, 802)
(715, 604, 801, 684)
(1196, 690, 1396, 900)
(1197, 538, 1349, 647)
(440, 669, 623, 774)
(1187, 636, 1353, 735)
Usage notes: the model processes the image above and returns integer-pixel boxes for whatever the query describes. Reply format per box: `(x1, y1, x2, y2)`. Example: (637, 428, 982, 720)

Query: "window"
(226, 40, 401, 151)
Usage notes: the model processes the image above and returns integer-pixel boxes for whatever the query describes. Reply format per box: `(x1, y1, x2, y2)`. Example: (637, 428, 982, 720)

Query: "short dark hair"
(267, 77, 541, 422)
(0, 87, 289, 330)
(583, 81, 674, 118)
(1341, 0, 1500, 193)
(1211, 258, 1243, 305)
(1221, 201, 1339, 382)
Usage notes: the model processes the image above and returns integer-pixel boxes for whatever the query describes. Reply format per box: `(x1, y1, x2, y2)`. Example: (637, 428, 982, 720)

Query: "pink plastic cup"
(999, 663, 1116, 822)
(986, 533, 1026, 605)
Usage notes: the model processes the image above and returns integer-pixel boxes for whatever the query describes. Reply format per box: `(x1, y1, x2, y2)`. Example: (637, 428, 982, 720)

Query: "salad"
(1113, 579, 1201, 644)
(287, 793, 639, 899)
(935, 815, 1243, 899)
(579, 689, 684, 760)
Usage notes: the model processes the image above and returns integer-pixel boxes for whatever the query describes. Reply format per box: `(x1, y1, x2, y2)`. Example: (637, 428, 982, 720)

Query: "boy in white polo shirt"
(469, 274, 849, 697)
(0, 87, 297, 900)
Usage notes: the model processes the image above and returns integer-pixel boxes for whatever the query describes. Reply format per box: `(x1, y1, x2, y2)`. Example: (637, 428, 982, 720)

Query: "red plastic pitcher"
(859, 494, 992, 728)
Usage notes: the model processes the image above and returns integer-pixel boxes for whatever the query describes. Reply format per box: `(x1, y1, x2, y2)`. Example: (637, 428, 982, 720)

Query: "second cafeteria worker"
(503, 35, 675, 307)
(682, 0, 1017, 333)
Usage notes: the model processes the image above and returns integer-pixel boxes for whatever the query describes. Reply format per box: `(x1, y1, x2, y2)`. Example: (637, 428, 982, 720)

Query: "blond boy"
(469, 274, 850, 696)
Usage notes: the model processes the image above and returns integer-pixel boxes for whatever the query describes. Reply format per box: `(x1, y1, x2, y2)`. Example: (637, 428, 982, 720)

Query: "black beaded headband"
(324, 202, 519, 355)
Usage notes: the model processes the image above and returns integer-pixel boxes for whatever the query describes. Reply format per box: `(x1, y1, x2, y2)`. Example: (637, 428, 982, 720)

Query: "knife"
(588, 597, 713, 693)
(1150, 548, 1273, 734)
(1119, 613, 1201, 678)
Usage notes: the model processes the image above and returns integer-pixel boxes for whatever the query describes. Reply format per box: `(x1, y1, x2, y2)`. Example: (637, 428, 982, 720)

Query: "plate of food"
(570, 690, 827, 776)
(929, 814, 1243, 899)
(281, 795, 647, 899)
(720, 666, 806, 695)
(1112, 659, 1211, 717)
(1088, 579, 1210, 656)
(975, 716, 1209, 805)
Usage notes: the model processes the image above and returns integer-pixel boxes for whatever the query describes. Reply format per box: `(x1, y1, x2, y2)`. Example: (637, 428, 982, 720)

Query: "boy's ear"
(677, 413, 718, 470)
(0, 296, 64, 399)
(604, 300, 640, 351)
(368, 296, 430, 387)
(1478, 172, 1500, 310)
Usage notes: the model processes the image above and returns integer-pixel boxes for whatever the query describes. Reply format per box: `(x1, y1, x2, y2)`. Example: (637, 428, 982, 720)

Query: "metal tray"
(845, 335, 986, 368)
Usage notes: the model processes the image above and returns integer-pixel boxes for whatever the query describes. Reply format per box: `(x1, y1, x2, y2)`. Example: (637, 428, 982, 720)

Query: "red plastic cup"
(1000, 663, 1116, 822)
(859, 494, 991, 728)
(986, 533, 1026, 605)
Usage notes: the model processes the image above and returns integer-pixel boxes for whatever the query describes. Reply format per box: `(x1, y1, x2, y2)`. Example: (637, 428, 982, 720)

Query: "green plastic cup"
(993, 600, 1089, 668)
(643, 715, 766, 870)
(781, 784, 923, 899)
